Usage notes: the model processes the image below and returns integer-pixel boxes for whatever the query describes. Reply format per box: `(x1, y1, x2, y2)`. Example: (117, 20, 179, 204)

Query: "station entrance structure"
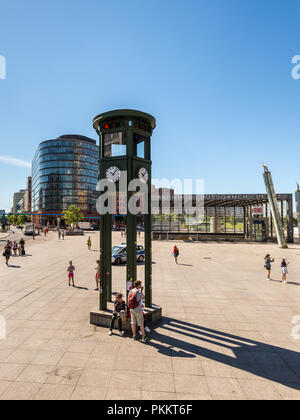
(152, 193, 294, 243)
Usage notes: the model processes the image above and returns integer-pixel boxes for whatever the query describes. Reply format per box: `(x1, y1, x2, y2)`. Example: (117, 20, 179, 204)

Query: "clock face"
(106, 166, 121, 183)
(138, 167, 149, 184)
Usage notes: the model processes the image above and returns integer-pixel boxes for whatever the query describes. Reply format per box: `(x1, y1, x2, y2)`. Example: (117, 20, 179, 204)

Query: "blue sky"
(0, 0, 300, 211)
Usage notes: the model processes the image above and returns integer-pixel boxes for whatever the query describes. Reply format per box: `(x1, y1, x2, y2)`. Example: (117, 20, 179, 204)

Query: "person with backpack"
(128, 281, 149, 343)
(173, 245, 179, 264)
(108, 293, 126, 337)
(264, 254, 274, 281)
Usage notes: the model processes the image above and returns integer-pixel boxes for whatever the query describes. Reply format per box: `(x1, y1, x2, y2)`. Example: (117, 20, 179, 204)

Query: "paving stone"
(70, 385, 107, 400)
(58, 352, 89, 368)
(106, 389, 141, 400)
(16, 365, 52, 384)
(5, 350, 38, 364)
(174, 374, 209, 395)
(142, 372, 175, 393)
(77, 368, 111, 388)
(1, 382, 41, 400)
(31, 351, 64, 366)
(143, 356, 173, 373)
(237, 379, 281, 400)
(0, 363, 26, 381)
(0, 381, 12, 397)
(141, 391, 177, 400)
(34, 384, 75, 400)
(206, 377, 246, 398)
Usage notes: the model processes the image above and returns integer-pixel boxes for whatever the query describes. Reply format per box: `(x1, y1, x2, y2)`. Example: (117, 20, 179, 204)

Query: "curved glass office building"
(32, 135, 99, 221)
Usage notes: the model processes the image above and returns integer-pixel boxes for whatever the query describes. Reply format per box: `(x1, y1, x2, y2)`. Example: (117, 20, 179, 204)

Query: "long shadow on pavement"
(148, 317, 300, 391)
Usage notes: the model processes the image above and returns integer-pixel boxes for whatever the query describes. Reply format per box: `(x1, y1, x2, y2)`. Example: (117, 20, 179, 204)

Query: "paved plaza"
(0, 231, 300, 400)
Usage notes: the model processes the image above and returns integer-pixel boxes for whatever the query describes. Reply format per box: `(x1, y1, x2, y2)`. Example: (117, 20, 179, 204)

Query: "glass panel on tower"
(103, 132, 126, 157)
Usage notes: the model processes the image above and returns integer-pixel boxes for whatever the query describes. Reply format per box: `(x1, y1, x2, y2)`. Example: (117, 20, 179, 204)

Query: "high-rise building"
(24, 177, 32, 213)
(12, 190, 26, 214)
(31, 135, 99, 225)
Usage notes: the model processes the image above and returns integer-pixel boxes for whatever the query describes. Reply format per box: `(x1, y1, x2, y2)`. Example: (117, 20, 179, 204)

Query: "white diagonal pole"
(263, 164, 287, 249)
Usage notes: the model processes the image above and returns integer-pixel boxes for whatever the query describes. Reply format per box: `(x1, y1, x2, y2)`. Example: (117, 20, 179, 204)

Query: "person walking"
(264, 254, 274, 281)
(128, 281, 149, 343)
(95, 260, 100, 291)
(67, 261, 75, 287)
(58, 229, 61, 240)
(173, 245, 179, 264)
(108, 293, 126, 337)
(87, 237, 92, 251)
(62, 230, 65, 240)
(12, 241, 18, 256)
(19, 238, 25, 256)
(281, 258, 289, 284)
(3, 241, 11, 266)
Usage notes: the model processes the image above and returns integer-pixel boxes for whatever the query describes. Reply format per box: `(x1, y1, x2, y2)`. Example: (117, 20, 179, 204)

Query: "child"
(108, 293, 126, 337)
(95, 260, 100, 291)
(67, 261, 75, 287)
(281, 258, 289, 284)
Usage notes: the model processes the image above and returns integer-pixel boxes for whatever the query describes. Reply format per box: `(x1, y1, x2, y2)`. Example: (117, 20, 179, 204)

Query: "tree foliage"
(6, 215, 18, 225)
(17, 215, 29, 226)
(62, 205, 84, 228)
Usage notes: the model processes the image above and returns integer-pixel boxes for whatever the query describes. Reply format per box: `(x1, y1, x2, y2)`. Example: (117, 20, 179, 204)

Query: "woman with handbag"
(3, 241, 11, 266)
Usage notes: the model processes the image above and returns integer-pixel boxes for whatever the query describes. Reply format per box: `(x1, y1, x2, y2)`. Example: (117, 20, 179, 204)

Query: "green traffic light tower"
(92, 109, 156, 311)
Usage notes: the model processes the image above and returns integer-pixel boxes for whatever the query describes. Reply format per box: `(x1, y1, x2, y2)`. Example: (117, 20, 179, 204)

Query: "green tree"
(62, 205, 84, 229)
(6, 215, 18, 225)
(17, 215, 29, 226)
